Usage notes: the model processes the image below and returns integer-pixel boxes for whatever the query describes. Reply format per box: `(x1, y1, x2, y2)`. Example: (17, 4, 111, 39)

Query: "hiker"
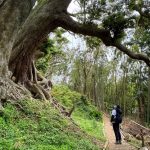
(111, 105, 122, 144)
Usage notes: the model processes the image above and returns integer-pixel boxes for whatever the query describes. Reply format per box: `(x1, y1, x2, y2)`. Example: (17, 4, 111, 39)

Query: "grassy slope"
(72, 109, 105, 142)
(0, 85, 105, 150)
(52, 85, 106, 143)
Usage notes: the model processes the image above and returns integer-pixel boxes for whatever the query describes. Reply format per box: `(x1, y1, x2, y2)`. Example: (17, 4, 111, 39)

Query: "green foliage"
(36, 38, 63, 74)
(72, 110, 105, 141)
(85, 37, 102, 49)
(103, 13, 128, 40)
(0, 99, 103, 150)
(72, 102, 105, 141)
(52, 85, 82, 108)
(36, 29, 68, 74)
(52, 85, 101, 120)
(52, 84, 105, 142)
(77, 101, 102, 121)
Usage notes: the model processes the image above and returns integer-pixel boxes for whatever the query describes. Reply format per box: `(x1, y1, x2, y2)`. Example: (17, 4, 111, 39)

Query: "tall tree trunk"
(0, 0, 32, 77)
(147, 68, 150, 123)
(0, 0, 33, 100)
(93, 74, 97, 106)
(137, 96, 145, 124)
(122, 69, 127, 117)
(83, 64, 87, 95)
(137, 66, 145, 124)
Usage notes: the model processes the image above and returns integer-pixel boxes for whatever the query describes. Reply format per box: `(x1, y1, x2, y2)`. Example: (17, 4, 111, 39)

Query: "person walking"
(111, 105, 122, 144)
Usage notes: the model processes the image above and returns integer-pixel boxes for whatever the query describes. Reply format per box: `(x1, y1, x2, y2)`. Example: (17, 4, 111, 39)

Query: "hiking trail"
(103, 114, 137, 150)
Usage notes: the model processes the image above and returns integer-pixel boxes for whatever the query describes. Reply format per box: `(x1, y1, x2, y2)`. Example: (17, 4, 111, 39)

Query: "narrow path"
(103, 114, 137, 150)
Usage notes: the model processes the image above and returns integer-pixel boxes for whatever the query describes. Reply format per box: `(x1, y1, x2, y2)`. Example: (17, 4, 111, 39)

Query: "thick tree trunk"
(0, 0, 33, 100)
(8, 0, 70, 83)
(0, 0, 32, 77)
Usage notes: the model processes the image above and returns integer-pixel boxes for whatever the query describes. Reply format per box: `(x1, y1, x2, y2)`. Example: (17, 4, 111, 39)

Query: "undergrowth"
(52, 85, 106, 142)
(0, 100, 104, 149)
(0, 85, 105, 149)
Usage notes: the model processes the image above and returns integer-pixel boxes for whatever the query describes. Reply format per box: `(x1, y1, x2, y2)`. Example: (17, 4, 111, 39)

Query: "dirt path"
(103, 114, 137, 150)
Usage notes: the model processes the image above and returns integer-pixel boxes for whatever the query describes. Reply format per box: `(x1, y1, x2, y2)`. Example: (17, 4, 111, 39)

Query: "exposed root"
(37, 84, 51, 100)
(10, 56, 52, 101)
(0, 77, 31, 101)
(25, 80, 51, 100)
(50, 98, 75, 117)
(25, 59, 52, 100)
(67, 105, 75, 117)
(0, 76, 74, 119)
(26, 81, 47, 100)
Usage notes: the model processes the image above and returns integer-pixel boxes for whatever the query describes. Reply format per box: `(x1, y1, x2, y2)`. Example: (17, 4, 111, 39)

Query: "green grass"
(0, 85, 106, 149)
(52, 85, 106, 143)
(72, 109, 106, 142)
(0, 99, 104, 150)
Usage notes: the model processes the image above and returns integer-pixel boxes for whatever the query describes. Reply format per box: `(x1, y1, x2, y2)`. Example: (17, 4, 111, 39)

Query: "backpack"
(115, 108, 122, 124)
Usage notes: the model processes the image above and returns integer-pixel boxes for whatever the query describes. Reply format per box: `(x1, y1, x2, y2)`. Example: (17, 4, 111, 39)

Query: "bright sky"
(64, 0, 86, 51)
(68, 0, 80, 13)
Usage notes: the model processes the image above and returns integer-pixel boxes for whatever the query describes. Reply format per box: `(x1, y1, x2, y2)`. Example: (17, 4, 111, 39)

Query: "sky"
(64, 0, 86, 50)
(68, 0, 80, 13)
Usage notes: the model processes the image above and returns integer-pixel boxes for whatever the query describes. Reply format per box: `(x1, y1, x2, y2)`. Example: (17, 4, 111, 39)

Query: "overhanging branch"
(114, 42, 150, 67)
(58, 13, 113, 46)
(59, 13, 150, 67)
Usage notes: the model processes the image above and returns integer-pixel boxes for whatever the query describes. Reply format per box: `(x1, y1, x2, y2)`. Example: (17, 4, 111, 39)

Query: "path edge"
(103, 140, 109, 150)
(103, 113, 109, 150)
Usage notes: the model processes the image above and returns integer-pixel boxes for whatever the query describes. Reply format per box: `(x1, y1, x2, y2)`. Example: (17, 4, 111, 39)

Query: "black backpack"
(116, 108, 122, 124)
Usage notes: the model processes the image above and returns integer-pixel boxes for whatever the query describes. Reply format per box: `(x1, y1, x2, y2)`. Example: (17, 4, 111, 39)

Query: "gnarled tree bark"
(0, 0, 33, 100)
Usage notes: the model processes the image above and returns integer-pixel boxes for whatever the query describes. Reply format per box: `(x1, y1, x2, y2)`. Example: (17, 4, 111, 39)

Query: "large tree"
(0, 0, 150, 101)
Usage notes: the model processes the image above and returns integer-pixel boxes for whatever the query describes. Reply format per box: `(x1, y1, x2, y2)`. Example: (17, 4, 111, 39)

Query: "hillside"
(0, 85, 105, 150)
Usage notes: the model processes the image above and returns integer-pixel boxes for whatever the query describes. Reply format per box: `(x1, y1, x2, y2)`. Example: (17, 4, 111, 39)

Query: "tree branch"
(114, 42, 150, 67)
(58, 13, 113, 46)
(58, 14, 150, 67)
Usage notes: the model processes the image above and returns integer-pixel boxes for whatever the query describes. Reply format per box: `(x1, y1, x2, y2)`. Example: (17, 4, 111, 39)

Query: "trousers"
(112, 123, 121, 141)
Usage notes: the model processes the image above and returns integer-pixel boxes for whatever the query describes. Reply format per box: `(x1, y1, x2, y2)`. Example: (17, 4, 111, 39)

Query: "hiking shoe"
(115, 141, 119, 144)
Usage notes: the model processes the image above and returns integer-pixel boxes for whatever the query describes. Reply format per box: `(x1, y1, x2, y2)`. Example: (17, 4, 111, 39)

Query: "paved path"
(103, 115, 137, 150)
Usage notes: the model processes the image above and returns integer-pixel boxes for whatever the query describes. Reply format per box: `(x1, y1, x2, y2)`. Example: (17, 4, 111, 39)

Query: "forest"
(0, 0, 150, 149)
